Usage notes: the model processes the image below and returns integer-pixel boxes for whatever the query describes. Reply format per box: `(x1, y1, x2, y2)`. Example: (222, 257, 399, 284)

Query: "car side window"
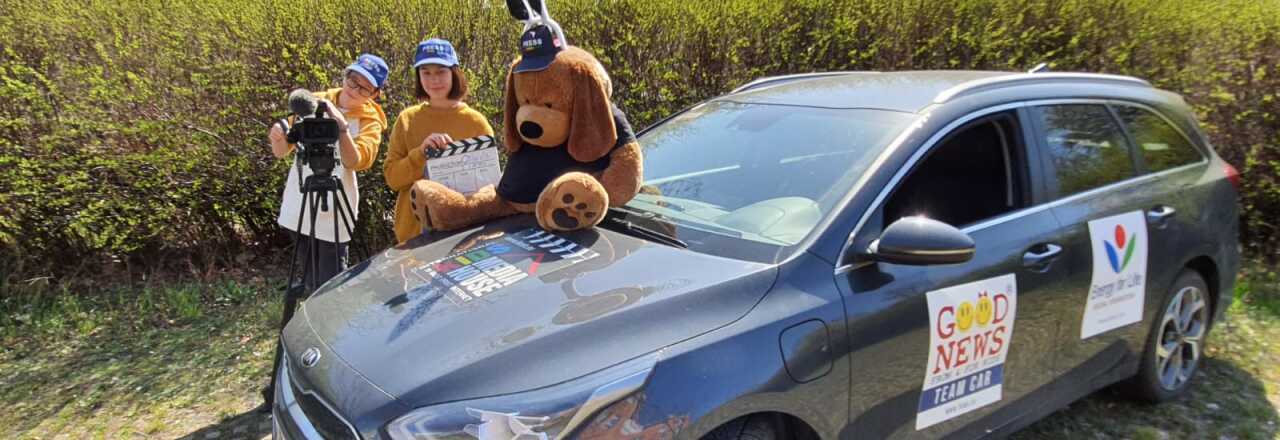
(1113, 105, 1204, 173)
(1031, 104, 1136, 198)
(883, 113, 1027, 228)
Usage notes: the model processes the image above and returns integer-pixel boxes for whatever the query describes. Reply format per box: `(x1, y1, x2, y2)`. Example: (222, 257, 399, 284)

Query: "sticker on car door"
(1081, 210, 1149, 339)
(917, 273, 1017, 430)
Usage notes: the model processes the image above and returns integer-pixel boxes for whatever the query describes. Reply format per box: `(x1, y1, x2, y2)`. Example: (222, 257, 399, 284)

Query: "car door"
(837, 110, 1071, 439)
(1110, 101, 1211, 309)
(1025, 102, 1155, 385)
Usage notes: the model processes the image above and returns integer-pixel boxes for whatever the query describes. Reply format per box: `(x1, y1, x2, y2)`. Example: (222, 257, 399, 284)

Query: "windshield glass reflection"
(618, 101, 914, 262)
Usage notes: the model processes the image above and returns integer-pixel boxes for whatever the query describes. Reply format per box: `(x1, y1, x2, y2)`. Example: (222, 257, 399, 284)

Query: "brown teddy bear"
(408, 24, 642, 233)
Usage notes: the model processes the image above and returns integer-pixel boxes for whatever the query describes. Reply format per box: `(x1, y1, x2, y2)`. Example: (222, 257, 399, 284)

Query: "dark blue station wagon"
(274, 71, 1242, 440)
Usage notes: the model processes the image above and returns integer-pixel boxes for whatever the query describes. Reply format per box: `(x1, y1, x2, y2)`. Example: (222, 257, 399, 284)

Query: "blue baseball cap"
(345, 53, 389, 89)
(515, 25, 563, 73)
(413, 38, 459, 68)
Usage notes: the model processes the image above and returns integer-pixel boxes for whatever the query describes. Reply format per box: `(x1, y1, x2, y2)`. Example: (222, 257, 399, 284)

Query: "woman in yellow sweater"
(385, 38, 494, 243)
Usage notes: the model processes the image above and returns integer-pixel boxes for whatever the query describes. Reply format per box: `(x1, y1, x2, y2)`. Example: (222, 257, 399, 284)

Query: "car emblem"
(300, 348, 321, 368)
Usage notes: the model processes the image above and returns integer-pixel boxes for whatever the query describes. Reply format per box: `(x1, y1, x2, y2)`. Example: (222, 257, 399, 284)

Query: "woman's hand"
(268, 120, 290, 159)
(268, 122, 286, 144)
(320, 100, 349, 133)
(420, 133, 454, 154)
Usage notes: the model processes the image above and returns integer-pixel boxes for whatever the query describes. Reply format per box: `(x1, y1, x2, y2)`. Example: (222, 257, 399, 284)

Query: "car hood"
(298, 216, 776, 407)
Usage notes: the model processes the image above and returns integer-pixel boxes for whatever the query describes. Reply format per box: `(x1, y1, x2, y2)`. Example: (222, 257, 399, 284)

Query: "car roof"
(721, 70, 1154, 113)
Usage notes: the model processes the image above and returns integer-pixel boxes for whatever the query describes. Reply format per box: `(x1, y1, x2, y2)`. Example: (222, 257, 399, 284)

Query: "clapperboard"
(424, 135, 502, 196)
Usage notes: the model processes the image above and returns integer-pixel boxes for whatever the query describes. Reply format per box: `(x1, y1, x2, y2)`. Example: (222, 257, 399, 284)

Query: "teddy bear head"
(503, 45, 617, 163)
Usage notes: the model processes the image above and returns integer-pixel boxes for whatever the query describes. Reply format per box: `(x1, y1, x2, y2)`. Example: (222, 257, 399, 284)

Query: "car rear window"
(1031, 104, 1137, 198)
(1114, 105, 1204, 173)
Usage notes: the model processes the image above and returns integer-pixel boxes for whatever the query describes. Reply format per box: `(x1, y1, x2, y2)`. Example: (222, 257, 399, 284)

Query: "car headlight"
(385, 353, 658, 440)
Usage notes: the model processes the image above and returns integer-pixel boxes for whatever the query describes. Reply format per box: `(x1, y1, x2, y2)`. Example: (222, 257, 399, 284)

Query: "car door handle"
(1147, 205, 1177, 229)
(1147, 205, 1176, 221)
(1022, 243, 1063, 272)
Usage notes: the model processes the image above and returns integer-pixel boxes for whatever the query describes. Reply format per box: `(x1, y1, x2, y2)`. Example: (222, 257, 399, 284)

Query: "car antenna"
(1028, 62, 1050, 73)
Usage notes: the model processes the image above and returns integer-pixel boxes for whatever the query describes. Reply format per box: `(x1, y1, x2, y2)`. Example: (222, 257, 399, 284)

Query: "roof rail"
(730, 71, 867, 94)
(932, 73, 1152, 104)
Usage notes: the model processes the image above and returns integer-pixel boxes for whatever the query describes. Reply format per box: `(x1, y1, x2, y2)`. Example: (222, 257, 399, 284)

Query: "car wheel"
(1125, 269, 1212, 402)
(703, 414, 781, 440)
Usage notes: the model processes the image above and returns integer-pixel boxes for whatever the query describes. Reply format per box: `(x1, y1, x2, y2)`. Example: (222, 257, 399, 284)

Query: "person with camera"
(260, 53, 389, 412)
(268, 53, 389, 287)
(385, 38, 494, 243)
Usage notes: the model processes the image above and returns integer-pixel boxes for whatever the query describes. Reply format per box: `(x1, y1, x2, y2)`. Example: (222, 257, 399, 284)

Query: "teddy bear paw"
(537, 172, 609, 231)
(409, 180, 434, 230)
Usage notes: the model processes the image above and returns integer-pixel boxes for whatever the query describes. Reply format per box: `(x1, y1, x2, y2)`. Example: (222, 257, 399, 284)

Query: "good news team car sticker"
(1080, 210, 1149, 339)
(408, 229, 600, 305)
(917, 273, 1017, 431)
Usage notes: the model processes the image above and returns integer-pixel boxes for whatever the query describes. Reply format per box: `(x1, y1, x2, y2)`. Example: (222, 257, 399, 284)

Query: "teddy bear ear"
(567, 65, 617, 163)
(502, 62, 523, 154)
(506, 0, 543, 20)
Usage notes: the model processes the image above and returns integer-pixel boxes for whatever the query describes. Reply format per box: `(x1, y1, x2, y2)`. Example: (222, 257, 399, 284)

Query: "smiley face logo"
(956, 301, 974, 332)
(975, 292, 994, 326)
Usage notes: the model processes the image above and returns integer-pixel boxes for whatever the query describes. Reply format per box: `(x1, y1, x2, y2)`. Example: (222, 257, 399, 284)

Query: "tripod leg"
(307, 189, 322, 294)
(286, 191, 309, 291)
(333, 182, 357, 266)
(329, 179, 358, 280)
(334, 180, 358, 239)
(264, 290, 301, 409)
(267, 190, 311, 408)
(332, 191, 342, 278)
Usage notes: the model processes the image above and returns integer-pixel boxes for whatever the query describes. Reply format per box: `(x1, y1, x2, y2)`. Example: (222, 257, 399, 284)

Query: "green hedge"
(1, 0, 1277, 280)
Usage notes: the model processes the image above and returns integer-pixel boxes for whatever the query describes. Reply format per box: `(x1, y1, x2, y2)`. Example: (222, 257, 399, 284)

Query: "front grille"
(288, 369, 360, 440)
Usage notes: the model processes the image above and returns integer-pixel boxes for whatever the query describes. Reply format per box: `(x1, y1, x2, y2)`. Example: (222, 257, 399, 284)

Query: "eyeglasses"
(344, 73, 377, 98)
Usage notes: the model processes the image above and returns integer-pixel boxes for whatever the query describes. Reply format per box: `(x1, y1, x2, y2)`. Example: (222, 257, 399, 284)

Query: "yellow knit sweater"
(385, 102, 494, 242)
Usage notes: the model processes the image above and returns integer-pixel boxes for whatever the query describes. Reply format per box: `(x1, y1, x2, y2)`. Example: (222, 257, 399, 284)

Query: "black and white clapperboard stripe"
(425, 135, 498, 159)
(517, 229, 598, 263)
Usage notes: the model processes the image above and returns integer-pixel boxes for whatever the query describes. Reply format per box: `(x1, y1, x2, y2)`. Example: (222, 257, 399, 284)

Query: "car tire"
(703, 414, 781, 440)
(1124, 269, 1213, 402)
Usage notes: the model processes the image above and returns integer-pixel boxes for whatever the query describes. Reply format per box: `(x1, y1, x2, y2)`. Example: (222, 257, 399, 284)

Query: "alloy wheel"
(1155, 285, 1208, 391)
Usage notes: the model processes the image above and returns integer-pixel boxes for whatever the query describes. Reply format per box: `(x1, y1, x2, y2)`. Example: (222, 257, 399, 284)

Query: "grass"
(1, 264, 1278, 439)
(0, 278, 282, 439)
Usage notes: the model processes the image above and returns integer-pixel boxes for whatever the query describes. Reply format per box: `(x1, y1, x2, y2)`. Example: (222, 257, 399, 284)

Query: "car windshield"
(613, 100, 915, 262)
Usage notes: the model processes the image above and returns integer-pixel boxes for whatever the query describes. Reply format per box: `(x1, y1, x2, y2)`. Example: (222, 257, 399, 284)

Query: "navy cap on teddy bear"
(515, 24, 563, 73)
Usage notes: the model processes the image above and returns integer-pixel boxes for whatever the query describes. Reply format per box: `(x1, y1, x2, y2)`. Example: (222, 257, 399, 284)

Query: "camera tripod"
(262, 155, 358, 409)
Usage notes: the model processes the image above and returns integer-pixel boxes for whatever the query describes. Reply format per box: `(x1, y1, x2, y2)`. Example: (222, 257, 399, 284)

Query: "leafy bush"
(1, 0, 1277, 282)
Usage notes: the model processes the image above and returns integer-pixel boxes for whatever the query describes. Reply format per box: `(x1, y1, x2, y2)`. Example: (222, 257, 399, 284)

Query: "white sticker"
(463, 408, 550, 440)
(917, 274, 1017, 430)
(425, 136, 503, 196)
(1080, 210, 1148, 339)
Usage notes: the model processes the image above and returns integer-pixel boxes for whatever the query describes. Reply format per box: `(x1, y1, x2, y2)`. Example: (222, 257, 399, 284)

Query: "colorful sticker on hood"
(917, 273, 1017, 430)
(1081, 211, 1148, 339)
(408, 229, 599, 305)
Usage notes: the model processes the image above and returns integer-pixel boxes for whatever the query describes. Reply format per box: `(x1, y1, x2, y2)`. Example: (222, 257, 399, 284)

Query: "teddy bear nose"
(519, 121, 543, 139)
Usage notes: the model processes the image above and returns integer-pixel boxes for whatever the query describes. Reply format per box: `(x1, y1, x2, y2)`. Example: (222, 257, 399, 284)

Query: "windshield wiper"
(611, 202, 747, 236)
(601, 208, 688, 249)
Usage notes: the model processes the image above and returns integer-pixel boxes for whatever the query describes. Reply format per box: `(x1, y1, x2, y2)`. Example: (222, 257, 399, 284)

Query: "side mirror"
(863, 217, 975, 265)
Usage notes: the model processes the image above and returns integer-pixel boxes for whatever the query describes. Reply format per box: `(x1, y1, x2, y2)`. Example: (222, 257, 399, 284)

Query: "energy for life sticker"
(917, 274, 1017, 430)
(1080, 210, 1149, 339)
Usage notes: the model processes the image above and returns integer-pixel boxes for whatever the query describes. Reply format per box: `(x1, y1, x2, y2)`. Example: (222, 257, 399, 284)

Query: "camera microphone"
(287, 88, 319, 118)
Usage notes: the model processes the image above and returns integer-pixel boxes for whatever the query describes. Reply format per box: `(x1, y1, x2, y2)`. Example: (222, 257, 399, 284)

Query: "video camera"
(284, 89, 341, 177)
